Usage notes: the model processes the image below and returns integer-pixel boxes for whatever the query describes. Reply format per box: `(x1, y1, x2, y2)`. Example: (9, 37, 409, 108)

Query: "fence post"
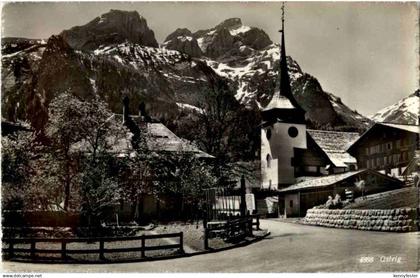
(257, 215, 260, 230)
(30, 241, 36, 259)
(61, 241, 66, 260)
(99, 240, 105, 260)
(141, 236, 146, 258)
(240, 175, 246, 217)
(8, 240, 14, 258)
(204, 228, 209, 250)
(179, 232, 185, 254)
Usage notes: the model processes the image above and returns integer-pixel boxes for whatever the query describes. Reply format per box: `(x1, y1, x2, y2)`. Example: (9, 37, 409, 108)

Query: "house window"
(366, 147, 370, 155)
(396, 140, 401, 148)
(266, 154, 272, 168)
(289, 200, 293, 208)
(366, 159, 370, 168)
(387, 143, 392, 151)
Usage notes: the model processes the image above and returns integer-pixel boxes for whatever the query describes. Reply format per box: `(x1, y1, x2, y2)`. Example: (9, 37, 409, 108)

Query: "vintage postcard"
(1, 1, 419, 275)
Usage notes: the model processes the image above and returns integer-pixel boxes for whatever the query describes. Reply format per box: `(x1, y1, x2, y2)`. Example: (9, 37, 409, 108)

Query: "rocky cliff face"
(2, 10, 370, 133)
(61, 9, 158, 51)
(163, 18, 272, 60)
(162, 28, 203, 57)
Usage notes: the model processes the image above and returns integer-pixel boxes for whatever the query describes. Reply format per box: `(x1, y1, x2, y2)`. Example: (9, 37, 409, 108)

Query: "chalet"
(72, 97, 213, 221)
(347, 122, 420, 177)
(72, 97, 212, 159)
(278, 169, 403, 217)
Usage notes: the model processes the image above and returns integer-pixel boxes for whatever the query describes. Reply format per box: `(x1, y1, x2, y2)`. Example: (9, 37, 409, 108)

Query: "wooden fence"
(204, 215, 260, 250)
(2, 232, 184, 262)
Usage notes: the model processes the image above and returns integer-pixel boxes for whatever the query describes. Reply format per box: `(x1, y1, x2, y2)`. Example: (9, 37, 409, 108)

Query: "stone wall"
(301, 208, 417, 232)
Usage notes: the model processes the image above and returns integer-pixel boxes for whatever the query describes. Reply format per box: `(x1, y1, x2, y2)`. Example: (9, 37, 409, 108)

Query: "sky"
(1, 2, 418, 116)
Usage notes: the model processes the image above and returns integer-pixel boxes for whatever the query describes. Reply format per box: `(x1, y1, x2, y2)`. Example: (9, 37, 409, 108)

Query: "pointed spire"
(262, 2, 305, 123)
(278, 2, 294, 105)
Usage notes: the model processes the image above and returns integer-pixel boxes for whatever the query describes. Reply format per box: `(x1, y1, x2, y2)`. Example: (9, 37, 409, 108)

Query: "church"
(259, 11, 404, 217)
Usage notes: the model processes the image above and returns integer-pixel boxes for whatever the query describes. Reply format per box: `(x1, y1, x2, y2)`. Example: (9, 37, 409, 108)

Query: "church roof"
(262, 13, 305, 119)
(307, 129, 359, 167)
(263, 93, 295, 111)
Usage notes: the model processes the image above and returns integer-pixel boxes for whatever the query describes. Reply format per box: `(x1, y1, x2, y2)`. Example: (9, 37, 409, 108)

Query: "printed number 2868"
(360, 256, 374, 263)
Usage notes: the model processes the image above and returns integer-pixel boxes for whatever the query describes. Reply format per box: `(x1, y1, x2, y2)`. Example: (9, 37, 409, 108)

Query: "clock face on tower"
(288, 126, 298, 138)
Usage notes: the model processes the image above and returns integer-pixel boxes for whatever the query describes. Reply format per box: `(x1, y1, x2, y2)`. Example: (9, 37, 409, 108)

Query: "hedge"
(301, 208, 417, 232)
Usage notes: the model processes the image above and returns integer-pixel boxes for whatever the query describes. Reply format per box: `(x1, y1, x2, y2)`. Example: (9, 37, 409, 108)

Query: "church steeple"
(279, 5, 292, 103)
(262, 3, 305, 123)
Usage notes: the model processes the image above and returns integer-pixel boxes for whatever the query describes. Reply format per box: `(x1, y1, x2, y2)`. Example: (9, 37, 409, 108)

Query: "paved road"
(2, 220, 419, 272)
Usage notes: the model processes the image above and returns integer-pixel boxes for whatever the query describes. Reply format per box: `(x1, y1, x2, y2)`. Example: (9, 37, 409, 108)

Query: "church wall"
(261, 122, 306, 189)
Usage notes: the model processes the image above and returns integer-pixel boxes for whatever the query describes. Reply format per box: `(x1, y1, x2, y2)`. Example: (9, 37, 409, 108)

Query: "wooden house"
(347, 122, 420, 177)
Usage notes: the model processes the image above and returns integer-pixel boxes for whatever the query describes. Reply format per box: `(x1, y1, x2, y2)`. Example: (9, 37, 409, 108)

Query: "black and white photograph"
(1, 1, 419, 274)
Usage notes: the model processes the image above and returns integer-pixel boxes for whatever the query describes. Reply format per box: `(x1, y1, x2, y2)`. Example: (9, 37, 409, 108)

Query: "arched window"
(266, 154, 272, 168)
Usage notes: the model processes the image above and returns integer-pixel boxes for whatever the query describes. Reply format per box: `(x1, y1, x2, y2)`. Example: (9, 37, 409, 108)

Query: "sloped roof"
(279, 170, 364, 193)
(307, 129, 359, 167)
(380, 123, 420, 134)
(263, 92, 295, 111)
(71, 114, 213, 158)
(278, 169, 402, 193)
(347, 122, 420, 153)
(116, 114, 213, 158)
(145, 122, 213, 158)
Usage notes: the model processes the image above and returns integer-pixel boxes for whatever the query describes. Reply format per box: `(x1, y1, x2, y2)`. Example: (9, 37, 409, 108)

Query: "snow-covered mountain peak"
(371, 90, 419, 125)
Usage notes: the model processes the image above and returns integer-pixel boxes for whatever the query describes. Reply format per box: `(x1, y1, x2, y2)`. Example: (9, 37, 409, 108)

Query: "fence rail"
(204, 215, 260, 250)
(2, 232, 184, 261)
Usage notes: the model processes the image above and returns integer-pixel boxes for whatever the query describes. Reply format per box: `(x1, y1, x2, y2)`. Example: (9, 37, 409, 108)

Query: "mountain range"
(2, 9, 416, 136)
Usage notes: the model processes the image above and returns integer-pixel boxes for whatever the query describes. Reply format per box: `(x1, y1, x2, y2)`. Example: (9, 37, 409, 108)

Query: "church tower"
(261, 5, 307, 189)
